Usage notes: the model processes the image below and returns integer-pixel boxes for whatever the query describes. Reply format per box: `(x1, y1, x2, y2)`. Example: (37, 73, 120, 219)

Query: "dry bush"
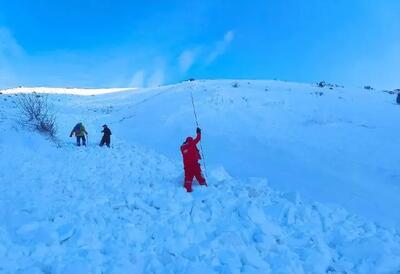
(15, 93, 57, 137)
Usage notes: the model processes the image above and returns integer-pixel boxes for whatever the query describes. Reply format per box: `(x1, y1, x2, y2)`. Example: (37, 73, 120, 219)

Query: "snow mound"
(210, 166, 232, 182)
(0, 138, 399, 273)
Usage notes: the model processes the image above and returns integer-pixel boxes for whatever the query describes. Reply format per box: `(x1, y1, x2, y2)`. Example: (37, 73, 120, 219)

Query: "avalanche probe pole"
(190, 91, 209, 180)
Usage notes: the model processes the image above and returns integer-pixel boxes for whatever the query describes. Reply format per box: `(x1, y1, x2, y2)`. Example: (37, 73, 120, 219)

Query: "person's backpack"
(73, 123, 81, 134)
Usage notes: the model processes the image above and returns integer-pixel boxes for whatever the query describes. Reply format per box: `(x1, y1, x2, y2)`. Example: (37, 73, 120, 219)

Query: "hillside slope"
(0, 80, 399, 273)
(12, 79, 397, 228)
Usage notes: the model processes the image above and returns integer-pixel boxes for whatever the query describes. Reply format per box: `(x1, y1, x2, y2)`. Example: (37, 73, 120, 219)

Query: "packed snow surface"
(0, 80, 400, 273)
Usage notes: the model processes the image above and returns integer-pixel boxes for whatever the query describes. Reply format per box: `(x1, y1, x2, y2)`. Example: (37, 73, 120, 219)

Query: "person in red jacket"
(180, 127, 207, 192)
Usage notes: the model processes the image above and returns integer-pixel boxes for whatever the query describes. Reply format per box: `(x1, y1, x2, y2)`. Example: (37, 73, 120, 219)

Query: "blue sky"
(0, 0, 399, 89)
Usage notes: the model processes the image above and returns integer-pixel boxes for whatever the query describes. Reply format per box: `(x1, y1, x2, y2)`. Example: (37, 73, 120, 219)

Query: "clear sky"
(0, 0, 399, 89)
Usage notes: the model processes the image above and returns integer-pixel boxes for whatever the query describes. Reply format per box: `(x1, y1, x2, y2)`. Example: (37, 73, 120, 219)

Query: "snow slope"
(0, 80, 400, 273)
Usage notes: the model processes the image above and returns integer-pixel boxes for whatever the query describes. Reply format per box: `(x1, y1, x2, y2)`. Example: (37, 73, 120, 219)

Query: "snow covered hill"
(0, 80, 400, 273)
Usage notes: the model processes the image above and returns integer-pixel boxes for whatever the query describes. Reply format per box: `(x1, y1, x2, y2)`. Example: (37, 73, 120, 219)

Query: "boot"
(184, 182, 192, 193)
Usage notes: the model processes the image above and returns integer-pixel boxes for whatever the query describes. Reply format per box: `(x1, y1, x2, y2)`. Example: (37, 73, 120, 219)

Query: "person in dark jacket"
(180, 127, 206, 192)
(99, 124, 112, 147)
(69, 122, 88, 146)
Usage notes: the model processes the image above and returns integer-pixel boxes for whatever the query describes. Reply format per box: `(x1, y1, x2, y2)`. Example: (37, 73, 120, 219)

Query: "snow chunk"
(210, 166, 232, 182)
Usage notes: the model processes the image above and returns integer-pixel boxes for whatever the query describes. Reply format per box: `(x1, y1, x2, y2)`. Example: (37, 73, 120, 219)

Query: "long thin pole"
(190, 92, 200, 127)
(190, 91, 208, 179)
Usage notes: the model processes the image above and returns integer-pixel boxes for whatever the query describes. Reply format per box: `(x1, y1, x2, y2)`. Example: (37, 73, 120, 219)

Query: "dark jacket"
(102, 127, 112, 137)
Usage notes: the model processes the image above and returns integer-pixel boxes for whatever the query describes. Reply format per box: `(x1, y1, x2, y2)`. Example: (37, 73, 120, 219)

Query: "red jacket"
(181, 132, 201, 166)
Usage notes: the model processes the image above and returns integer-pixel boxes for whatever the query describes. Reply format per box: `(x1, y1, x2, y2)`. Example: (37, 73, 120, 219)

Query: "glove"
(69, 134, 73, 137)
(196, 127, 201, 134)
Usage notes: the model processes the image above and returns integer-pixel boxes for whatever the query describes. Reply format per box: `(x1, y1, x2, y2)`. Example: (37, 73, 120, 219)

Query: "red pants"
(184, 162, 206, 192)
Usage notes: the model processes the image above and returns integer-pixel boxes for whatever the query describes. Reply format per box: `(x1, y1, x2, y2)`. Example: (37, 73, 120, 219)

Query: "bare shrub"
(15, 93, 57, 137)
